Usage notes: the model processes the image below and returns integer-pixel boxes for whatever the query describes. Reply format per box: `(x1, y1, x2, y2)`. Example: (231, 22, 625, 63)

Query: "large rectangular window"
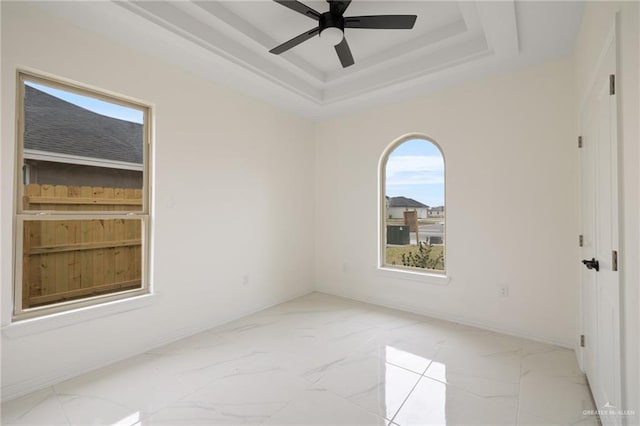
(14, 71, 151, 320)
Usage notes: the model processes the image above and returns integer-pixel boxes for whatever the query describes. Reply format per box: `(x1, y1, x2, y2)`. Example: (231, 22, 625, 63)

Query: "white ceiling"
(37, 1, 584, 120)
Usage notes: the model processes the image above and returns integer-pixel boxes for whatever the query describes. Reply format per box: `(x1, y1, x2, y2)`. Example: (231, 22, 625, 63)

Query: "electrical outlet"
(498, 285, 509, 297)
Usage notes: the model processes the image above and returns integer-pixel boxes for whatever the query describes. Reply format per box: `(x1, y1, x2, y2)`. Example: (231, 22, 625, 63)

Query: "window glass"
(15, 72, 150, 319)
(22, 81, 144, 212)
(21, 219, 143, 309)
(384, 138, 445, 272)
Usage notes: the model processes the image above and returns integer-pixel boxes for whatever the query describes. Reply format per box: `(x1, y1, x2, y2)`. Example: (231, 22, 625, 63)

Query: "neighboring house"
(387, 196, 429, 219)
(428, 205, 445, 217)
(23, 85, 143, 188)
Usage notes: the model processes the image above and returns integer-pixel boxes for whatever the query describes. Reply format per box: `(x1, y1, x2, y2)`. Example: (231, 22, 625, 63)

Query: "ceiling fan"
(269, 0, 417, 68)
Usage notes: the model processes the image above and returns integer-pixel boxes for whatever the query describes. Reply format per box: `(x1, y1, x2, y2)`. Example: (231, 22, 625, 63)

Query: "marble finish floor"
(2, 293, 598, 426)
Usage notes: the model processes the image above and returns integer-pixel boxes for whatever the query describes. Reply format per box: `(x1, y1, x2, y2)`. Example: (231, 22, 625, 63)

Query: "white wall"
(315, 58, 578, 348)
(0, 3, 315, 400)
(574, 3, 639, 422)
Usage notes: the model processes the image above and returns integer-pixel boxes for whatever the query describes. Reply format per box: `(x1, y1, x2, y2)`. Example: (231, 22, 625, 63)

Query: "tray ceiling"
(35, 1, 584, 120)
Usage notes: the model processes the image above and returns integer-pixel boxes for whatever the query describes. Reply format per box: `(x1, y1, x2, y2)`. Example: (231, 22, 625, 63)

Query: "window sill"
(377, 266, 451, 286)
(2, 293, 154, 339)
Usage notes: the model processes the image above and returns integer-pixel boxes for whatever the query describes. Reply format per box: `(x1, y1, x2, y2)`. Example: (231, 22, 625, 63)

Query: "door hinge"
(578, 136, 583, 148)
(579, 235, 584, 247)
(580, 334, 585, 348)
(610, 74, 616, 95)
(612, 250, 618, 271)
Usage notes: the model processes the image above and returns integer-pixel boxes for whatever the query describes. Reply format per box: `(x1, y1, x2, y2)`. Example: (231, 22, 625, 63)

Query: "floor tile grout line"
(399, 343, 523, 416)
(51, 385, 72, 426)
(417, 371, 520, 404)
(301, 331, 438, 424)
(388, 370, 425, 425)
(387, 346, 441, 425)
(310, 382, 396, 425)
(385, 359, 432, 378)
(2, 387, 65, 426)
(515, 349, 524, 425)
(419, 346, 440, 377)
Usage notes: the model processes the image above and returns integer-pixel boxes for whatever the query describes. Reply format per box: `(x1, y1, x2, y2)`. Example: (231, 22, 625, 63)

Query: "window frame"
(13, 69, 152, 321)
(378, 133, 448, 282)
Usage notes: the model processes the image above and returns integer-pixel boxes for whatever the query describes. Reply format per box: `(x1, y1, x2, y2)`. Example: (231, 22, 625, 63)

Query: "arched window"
(380, 135, 445, 274)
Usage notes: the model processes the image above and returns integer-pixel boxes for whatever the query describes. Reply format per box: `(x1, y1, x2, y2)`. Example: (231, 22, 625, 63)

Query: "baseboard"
(1, 287, 314, 403)
(316, 288, 576, 350)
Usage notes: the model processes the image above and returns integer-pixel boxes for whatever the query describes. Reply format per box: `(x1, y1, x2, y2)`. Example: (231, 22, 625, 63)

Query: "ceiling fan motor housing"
(319, 12, 345, 38)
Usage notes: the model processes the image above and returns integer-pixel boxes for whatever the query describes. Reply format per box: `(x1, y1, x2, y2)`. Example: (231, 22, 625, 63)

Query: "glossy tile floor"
(2, 293, 599, 426)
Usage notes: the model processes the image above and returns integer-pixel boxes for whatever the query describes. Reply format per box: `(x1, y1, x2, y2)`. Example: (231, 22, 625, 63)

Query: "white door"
(580, 26, 621, 426)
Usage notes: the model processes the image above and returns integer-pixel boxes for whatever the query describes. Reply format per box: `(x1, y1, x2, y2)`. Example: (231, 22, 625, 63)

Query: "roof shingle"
(24, 85, 143, 164)
(388, 196, 429, 208)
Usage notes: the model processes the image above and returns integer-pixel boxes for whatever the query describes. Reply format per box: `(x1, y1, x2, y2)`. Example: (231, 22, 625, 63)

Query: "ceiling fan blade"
(344, 15, 417, 29)
(274, 0, 321, 20)
(335, 38, 354, 68)
(329, 0, 351, 16)
(269, 27, 320, 54)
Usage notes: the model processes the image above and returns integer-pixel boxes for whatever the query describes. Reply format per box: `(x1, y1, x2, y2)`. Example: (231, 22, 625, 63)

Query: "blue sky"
(26, 81, 143, 124)
(386, 139, 445, 207)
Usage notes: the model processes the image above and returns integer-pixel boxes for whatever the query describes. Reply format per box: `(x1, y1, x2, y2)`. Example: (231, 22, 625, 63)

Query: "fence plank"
(29, 239, 141, 255)
(54, 221, 69, 295)
(68, 221, 81, 291)
(92, 219, 105, 288)
(125, 220, 136, 281)
(25, 196, 142, 206)
(24, 184, 41, 210)
(68, 186, 81, 213)
(29, 279, 141, 307)
(103, 219, 116, 286)
(80, 220, 93, 289)
(22, 224, 31, 308)
(114, 219, 125, 283)
(27, 221, 42, 301)
(40, 221, 56, 295)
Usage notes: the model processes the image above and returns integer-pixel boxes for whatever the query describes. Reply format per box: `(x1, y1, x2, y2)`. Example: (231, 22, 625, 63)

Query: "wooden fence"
(24, 183, 142, 211)
(22, 184, 143, 308)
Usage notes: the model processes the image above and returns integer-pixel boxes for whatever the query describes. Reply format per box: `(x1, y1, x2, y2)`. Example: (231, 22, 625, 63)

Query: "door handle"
(582, 258, 600, 271)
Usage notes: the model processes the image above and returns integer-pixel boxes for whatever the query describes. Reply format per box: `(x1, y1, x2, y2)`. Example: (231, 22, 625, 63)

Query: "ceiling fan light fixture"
(319, 26, 344, 46)
(269, 1, 417, 68)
